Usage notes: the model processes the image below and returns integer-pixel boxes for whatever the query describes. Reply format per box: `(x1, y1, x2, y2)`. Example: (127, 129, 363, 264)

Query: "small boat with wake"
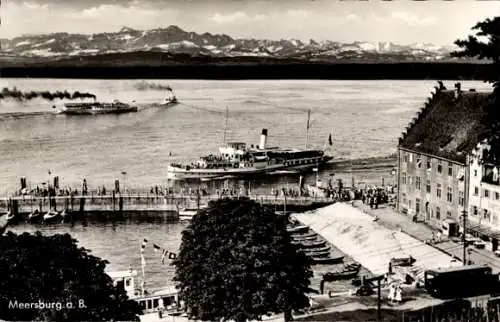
(159, 87, 178, 107)
(43, 210, 60, 223)
(323, 263, 361, 282)
(27, 209, 42, 223)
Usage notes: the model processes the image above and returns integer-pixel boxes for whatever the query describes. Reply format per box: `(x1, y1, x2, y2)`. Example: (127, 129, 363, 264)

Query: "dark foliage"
(173, 198, 313, 321)
(452, 16, 500, 161)
(0, 231, 142, 321)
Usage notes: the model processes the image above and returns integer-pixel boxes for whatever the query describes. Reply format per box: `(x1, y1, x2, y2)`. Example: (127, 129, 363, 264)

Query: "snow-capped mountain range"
(0, 25, 458, 61)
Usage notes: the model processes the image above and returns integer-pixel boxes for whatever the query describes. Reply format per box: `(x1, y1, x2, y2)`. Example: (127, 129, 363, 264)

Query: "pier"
(0, 193, 334, 219)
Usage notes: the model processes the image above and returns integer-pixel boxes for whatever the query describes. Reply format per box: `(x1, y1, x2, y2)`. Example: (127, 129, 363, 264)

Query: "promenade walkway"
(351, 200, 500, 273)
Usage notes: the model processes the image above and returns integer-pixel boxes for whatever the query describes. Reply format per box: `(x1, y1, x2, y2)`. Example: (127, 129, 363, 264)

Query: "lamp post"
(121, 171, 127, 194)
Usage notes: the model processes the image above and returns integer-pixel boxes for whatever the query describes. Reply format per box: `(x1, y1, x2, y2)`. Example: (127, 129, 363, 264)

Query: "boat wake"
(0, 111, 55, 120)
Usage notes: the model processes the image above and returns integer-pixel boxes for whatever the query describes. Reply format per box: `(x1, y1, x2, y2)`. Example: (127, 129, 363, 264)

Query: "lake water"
(0, 79, 492, 292)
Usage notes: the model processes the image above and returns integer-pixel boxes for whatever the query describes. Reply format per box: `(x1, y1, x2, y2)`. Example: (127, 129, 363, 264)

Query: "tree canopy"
(0, 231, 142, 321)
(452, 16, 500, 160)
(173, 198, 313, 321)
(452, 16, 500, 87)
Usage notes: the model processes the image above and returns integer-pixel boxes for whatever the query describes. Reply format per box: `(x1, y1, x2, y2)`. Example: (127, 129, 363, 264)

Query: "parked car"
(473, 240, 487, 249)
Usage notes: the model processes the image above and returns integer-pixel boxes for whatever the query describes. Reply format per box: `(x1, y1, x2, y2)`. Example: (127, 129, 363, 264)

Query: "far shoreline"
(0, 62, 491, 80)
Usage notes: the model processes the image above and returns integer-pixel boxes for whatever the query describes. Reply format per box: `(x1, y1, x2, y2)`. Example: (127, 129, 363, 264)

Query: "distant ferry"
(167, 127, 333, 180)
(58, 99, 138, 115)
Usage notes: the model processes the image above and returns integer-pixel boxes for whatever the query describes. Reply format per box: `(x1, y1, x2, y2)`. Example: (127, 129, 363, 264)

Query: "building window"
(403, 153, 409, 163)
(436, 207, 441, 220)
(416, 155, 422, 168)
(484, 189, 490, 198)
(474, 169, 478, 177)
(416, 198, 421, 214)
(484, 209, 490, 221)
(496, 192, 500, 200)
(448, 163, 453, 176)
(446, 211, 452, 218)
(402, 172, 407, 185)
(426, 180, 431, 193)
(459, 191, 464, 207)
(409, 176, 413, 185)
(427, 159, 432, 170)
(447, 187, 453, 203)
(437, 160, 442, 173)
(474, 186, 479, 196)
(416, 177, 421, 190)
(473, 206, 478, 216)
(437, 184, 442, 198)
(409, 154, 413, 163)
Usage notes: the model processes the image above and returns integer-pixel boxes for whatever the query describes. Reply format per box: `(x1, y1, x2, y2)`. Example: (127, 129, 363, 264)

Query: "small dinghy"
(293, 240, 327, 249)
(286, 225, 309, 234)
(60, 209, 71, 223)
(43, 210, 60, 223)
(27, 209, 42, 223)
(311, 255, 344, 265)
(6, 211, 16, 223)
(304, 249, 331, 258)
(291, 231, 318, 241)
(178, 208, 198, 221)
(323, 263, 361, 282)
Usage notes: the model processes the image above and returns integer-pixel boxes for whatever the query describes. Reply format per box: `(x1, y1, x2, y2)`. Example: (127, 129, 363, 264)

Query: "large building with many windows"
(397, 83, 491, 230)
(467, 141, 500, 250)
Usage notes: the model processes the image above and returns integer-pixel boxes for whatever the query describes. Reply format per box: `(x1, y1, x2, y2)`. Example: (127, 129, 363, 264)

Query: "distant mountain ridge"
(0, 25, 463, 62)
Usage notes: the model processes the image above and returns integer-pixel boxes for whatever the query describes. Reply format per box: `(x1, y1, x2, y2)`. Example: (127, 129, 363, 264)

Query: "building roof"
(399, 87, 492, 163)
(427, 264, 490, 274)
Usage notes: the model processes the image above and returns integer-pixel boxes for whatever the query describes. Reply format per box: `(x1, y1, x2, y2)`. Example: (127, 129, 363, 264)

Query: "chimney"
(259, 129, 268, 150)
(454, 82, 462, 99)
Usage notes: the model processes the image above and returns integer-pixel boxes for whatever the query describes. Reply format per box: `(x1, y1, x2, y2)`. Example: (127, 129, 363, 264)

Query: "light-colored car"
(473, 240, 487, 249)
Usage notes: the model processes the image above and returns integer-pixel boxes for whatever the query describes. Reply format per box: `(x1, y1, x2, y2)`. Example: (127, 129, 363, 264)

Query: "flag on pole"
(153, 244, 161, 252)
(141, 254, 146, 269)
(328, 133, 333, 146)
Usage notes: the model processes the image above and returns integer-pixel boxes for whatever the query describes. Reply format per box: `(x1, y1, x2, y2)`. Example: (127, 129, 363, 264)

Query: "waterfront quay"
(0, 192, 334, 219)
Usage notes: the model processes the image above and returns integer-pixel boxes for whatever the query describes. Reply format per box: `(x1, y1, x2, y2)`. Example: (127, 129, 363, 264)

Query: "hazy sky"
(2, 0, 499, 45)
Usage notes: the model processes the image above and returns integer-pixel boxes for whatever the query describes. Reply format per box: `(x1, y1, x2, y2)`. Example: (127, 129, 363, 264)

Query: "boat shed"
(293, 203, 461, 282)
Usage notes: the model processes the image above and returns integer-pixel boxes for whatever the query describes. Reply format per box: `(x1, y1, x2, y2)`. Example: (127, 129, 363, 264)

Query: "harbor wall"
(0, 194, 333, 216)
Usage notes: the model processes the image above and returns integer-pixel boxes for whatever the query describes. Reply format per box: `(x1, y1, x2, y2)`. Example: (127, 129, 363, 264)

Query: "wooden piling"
(119, 196, 123, 212)
(79, 197, 85, 213)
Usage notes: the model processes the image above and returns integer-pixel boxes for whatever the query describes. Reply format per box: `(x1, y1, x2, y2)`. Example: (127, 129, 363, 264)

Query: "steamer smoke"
(134, 81, 172, 91)
(0, 87, 97, 101)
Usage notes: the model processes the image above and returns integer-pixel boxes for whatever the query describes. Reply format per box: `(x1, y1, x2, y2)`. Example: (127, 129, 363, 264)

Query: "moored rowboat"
(311, 255, 344, 265)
